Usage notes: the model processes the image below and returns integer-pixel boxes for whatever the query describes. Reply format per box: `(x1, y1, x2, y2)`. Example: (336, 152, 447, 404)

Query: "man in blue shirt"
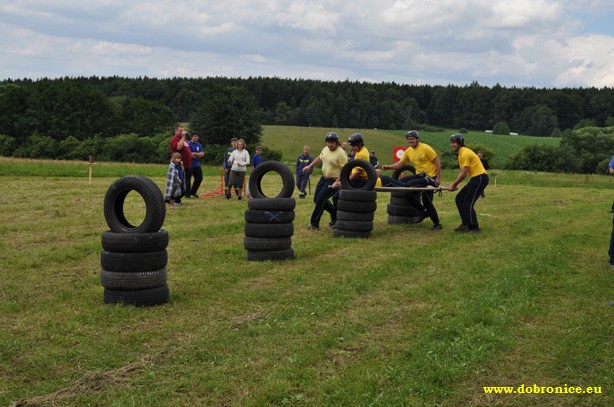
(252, 146, 263, 169)
(187, 132, 205, 198)
(296, 145, 313, 198)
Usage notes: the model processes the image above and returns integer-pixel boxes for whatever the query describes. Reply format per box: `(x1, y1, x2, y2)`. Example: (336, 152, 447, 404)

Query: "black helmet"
(324, 132, 339, 143)
(348, 133, 364, 146)
(406, 130, 419, 139)
(449, 133, 465, 146)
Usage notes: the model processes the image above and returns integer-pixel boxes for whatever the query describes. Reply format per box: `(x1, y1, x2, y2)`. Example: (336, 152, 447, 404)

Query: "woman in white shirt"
(226, 139, 250, 200)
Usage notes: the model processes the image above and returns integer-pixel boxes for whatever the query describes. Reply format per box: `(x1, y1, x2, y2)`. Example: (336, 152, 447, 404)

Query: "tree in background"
(190, 85, 262, 146)
(492, 121, 511, 135)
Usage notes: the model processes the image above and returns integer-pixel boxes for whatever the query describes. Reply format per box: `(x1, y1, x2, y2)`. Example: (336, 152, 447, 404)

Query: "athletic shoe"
(468, 227, 481, 233)
(454, 224, 469, 232)
(238, 195, 242, 201)
(432, 224, 442, 230)
(425, 176, 439, 187)
(225, 192, 231, 200)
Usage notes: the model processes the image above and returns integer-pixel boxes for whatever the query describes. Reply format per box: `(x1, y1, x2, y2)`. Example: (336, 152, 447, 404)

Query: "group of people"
(165, 127, 205, 208)
(303, 130, 489, 233)
(222, 137, 263, 200)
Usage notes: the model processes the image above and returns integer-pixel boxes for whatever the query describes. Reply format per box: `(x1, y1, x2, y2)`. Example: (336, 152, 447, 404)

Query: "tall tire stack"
(386, 164, 423, 224)
(244, 161, 296, 261)
(333, 160, 378, 239)
(101, 175, 170, 306)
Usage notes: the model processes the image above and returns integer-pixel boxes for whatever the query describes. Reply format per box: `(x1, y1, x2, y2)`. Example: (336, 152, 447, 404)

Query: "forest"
(0, 76, 613, 172)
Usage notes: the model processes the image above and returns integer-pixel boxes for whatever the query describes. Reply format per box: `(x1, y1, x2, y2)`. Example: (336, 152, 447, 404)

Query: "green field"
(262, 125, 561, 168)
(1, 155, 613, 406)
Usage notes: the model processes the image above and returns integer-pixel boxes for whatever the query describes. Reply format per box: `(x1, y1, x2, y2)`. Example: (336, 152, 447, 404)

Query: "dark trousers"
(609, 206, 614, 264)
(223, 168, 230, 187)
(297, 174, 310, 194)
(380, 174, 440, 225)
(455, 174, 489, 229)
(310, 177, 337, 227)
(189, 166, 203, 196)
(184, 168, 193, 197)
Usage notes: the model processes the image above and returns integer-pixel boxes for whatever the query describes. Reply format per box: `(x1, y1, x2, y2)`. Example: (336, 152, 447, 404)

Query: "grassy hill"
(262, 125, 560, 168)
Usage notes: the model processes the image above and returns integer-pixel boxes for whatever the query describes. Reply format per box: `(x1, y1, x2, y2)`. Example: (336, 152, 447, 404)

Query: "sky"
(1, 0, 614, 88)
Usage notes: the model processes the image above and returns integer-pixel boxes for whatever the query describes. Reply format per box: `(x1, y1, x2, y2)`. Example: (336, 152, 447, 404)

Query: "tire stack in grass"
(244, 161, 296, 261)
(101, 175, 169, 306)
(333, 160, 378, 239)
(386, 164, 423, 225)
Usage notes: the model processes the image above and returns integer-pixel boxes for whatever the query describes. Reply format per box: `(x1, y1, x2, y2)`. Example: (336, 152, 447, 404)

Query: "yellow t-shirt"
(320, 146, 348, 179)
(351, 146, 370, 179)
(401, 142, 438, 176)
(457, 146, 487, 178)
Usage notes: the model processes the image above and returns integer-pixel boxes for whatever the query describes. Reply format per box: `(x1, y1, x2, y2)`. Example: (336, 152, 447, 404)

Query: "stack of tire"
(386, 164, 423, 224)
(333, 159, 378, 239)
(244, 161, 296, 261)
(101, 175, 170, 306)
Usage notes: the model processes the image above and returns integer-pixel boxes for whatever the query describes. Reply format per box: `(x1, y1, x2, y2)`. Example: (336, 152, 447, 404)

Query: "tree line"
(0, 76, 613, 172)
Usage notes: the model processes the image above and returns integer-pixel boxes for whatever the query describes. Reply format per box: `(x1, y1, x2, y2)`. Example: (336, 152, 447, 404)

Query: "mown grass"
(1, 158, 612, 406)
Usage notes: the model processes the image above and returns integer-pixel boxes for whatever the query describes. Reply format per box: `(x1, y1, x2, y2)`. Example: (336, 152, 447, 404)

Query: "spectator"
(227, 139, 250, 201)
(369, 150, 379, 169)
(187, 132, 205, 198)
(296, 145, 314, 199)
(164, 152, 183, 209)
(169, 127, 192, 204)
(223, 137, 238, 199)
(448, 134, 489, 233)
(247, 146, 263, 198)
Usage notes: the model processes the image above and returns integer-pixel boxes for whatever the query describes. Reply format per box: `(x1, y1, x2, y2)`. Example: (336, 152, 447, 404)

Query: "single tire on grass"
(103, 175, 165, 233)
(387, 214, 422, 224)
(100, 250, 168, 273)
(100, 268, 167, 290)
(247, 248, 295, 261)
(101, 230, 169, 253)
(243, 237, 292, 251)
(332, 229, 370, 239)
(248, 161, 295, 199)
(104, 284, 170, 307)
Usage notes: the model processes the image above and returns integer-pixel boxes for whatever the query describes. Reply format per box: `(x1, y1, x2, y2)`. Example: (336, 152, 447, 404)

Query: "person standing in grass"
(448, 133, 489, 233)
(170, 127, 192, 204)
(380, 130, 443, 230)
(609, 155, 614, 267)
(223, 137, 238, 199)
(296, 145, 313, 199)
(247, 146, 263, 198)
(187, 132, 205, 198)
(164, 153, 183, 209)
(302, 132, 348, 230)
(227, 139, 250, 201)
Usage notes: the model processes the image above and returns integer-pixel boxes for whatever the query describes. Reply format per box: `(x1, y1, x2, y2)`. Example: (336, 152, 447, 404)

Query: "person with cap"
(187, 132, 205, 198)
(448, 133, 489, 233)
(223, 137, 238, 199)
(296, 145, 314, 199)
(169, 127, 192, 204)
(380, 130, 443, 230)
(369, 150, 379, 169)
(302, 132, 348, 230)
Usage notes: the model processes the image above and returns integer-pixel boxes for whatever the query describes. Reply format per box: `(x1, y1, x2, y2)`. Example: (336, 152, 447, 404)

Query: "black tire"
(334, 220, 373, 232)
(390, 191, 408, 198)
(243, 237, 292, 251)
(244, 209, 295, 224)
(103, 175, 165, 233)
(386, 203, 422, 217)
(392, 164, 416, 180)
(244, 223, 294, 238)
(336, 199, 377, 213)
(101, 230, 169, 253)
(387, 215, 421, 224)
(248, 161, 295, 199)
(248, 198, 296, 211)
(338, 189, 377, 202)
(100, 250, 167, 272)
(100, 268, 167, 290)
(247, 248, 295, 261)
(336, 210, 375, 222)
(104, 284, 169, 307)
(389, 196, 412, 206)
(340, 159, 377, 190)
(332, 229, 370, 239)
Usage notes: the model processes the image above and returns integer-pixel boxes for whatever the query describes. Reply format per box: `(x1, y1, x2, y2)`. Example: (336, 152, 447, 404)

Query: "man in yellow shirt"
(380, 131, 442, 230)
(302, 132, 348, 230)
(448, 134, 489, 233)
